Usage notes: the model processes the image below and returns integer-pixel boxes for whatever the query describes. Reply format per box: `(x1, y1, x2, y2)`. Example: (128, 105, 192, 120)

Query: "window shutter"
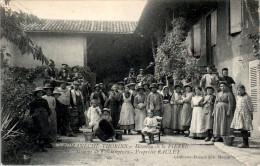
(230, 0, 242, 34)
(249, 60, 260, 112)
(193, 22, 201, 57)
(211, 10, 217, 46)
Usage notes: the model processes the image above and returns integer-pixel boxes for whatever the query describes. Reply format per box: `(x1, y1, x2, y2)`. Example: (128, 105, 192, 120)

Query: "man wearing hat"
(157, 81, 164, 95)
(56, 80, 75, 137)
(124, 68, 136, 84)
(146, 83, 163, 117)
(90, 84, 106, 109)
(71, 66, 81, 81)
(44, 60, 57, 87)
(136, 69, 146, 83)
(59, 64, 71, 81)
(29, 87, 52, 150)
(117, 81, 124, 94)
(70, 81, 86, 132)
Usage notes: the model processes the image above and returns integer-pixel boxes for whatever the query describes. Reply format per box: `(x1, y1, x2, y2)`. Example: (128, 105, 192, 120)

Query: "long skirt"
(32, 108, 50, 140)
(172, 105, 183, 130)
(162, 103, 172, 129)
(49, 108, 57, 142)
(204, 109, 214, 130)
(134, 108, 147, 131)
(118, 102, 135, 129)
(189, 107, 206, 138)
(181, 103, 192, 130)
(213, 102, 232, 137)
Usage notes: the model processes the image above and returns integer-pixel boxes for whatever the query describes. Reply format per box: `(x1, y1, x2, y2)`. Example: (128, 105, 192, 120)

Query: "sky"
(9, 0, 147, 21)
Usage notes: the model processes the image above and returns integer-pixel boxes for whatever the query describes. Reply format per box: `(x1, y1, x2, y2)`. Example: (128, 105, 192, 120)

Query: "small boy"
(101, 108, 112, 123)
(139, 110, 158, 144)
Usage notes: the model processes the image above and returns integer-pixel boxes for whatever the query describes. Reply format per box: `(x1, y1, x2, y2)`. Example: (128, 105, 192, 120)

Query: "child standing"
(189, 87, 206, 138)
(139, 110, 158, 144)
(87, 99, 102, 131)
(104, 91, 120, 128)
(42, 84, 57, 143)
(202, 86, 216, 141)
(231, 85, 254, 148)
(118, 85, 135, 135)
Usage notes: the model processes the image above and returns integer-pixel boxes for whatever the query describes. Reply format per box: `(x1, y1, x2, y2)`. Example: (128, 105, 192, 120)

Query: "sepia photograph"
(0, 0, 260, 165)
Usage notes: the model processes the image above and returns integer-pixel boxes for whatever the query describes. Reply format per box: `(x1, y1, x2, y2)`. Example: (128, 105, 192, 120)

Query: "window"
(230, 0, 242, 34)
(192, 22, 201, 57)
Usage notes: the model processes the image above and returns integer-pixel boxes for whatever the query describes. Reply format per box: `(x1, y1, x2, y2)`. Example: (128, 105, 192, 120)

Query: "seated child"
(101, 108, 112, 123)
(139, 110, 158, 144)
(87, 99, 102, 132)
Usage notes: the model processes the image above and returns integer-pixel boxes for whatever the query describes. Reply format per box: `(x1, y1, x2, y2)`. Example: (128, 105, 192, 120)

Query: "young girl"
(134, 85, 147, 133)
(171, 84, 183, 134)
(87, 99, 102, 131)
(118, 85, 135, 135)
(180, 84, 194, 137)
(101, 108, 112, 123)
(139, 110, 158, 144)
(161, 86, 172, 135)
(189, 87, 206, 138)
(231, 85, 254, 148)
(42, 84, 57, 143)
(104, 91, 120, 129)
(202, 86, 216, 141)
(212, 82, 234, 142)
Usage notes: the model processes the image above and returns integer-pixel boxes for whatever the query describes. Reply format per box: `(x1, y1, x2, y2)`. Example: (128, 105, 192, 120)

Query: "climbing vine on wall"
(0, 0, 49, 64)
(154, 17, 201, 82)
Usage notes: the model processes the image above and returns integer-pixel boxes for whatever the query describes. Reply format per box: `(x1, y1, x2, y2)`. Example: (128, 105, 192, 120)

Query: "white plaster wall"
(1, 33, 86, 68)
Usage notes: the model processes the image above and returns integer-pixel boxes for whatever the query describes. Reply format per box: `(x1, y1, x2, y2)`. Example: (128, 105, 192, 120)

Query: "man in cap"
(136, 69, 146, 83)
(90, 84, 106, 109)
(44, 60, 57, 87)
(59, 64, 71, 81)
(146, 83, 163, 117)
(70, 81, 86, 132)
(56, 80, 75, 137)
(124, 68, 136, 84)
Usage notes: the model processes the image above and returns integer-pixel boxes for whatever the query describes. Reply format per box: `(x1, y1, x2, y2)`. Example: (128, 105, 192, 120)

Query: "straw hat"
(149, 83, 158, 89)
(33, 87, 45, 96)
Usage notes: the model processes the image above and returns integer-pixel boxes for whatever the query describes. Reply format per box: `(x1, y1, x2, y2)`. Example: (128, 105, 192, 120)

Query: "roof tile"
(24, 19, 137, 34)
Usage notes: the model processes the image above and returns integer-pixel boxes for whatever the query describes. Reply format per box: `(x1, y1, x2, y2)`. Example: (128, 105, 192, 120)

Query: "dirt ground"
(29, 129, 244, 166)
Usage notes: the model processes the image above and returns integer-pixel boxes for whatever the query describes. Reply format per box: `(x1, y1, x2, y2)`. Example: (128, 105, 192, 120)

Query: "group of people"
(29, 63, 254, 151)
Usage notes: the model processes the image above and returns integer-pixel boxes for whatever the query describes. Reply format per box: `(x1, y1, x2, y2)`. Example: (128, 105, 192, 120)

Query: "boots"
(204, 130, 212, 142)
(148, 135, 152, 144)
(238, 131, 249, 148)
(139, 134, 146, 143)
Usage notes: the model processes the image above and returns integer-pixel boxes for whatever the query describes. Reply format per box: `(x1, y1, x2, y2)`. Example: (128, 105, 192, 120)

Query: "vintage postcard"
(1, 0, 260, 165)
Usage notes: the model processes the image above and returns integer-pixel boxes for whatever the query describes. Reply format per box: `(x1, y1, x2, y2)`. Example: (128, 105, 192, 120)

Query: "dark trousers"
(59, 104, 73, 135)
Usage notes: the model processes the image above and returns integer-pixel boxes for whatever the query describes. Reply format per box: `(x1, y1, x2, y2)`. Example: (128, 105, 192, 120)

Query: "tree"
(154, 17, 200, 82)
(0, 0, 49, 64)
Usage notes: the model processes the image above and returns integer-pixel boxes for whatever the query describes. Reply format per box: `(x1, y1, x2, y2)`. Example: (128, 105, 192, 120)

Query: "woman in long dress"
(180, 84, 193, 136)
(42, 85, 57, 143)
(202, 86, 216, 141)
(161, 86, 172, 134)
(189, 87, 206, 138)
(230, 85, 254, 148)
(118, 85, 135, 135)
(134, 85, 147, 133)
(212, 82, 234, 142)
(171, 84, 183, 134)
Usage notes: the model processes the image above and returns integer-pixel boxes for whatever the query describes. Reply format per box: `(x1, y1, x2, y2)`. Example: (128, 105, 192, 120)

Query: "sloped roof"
(24, 19, 137, 34)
